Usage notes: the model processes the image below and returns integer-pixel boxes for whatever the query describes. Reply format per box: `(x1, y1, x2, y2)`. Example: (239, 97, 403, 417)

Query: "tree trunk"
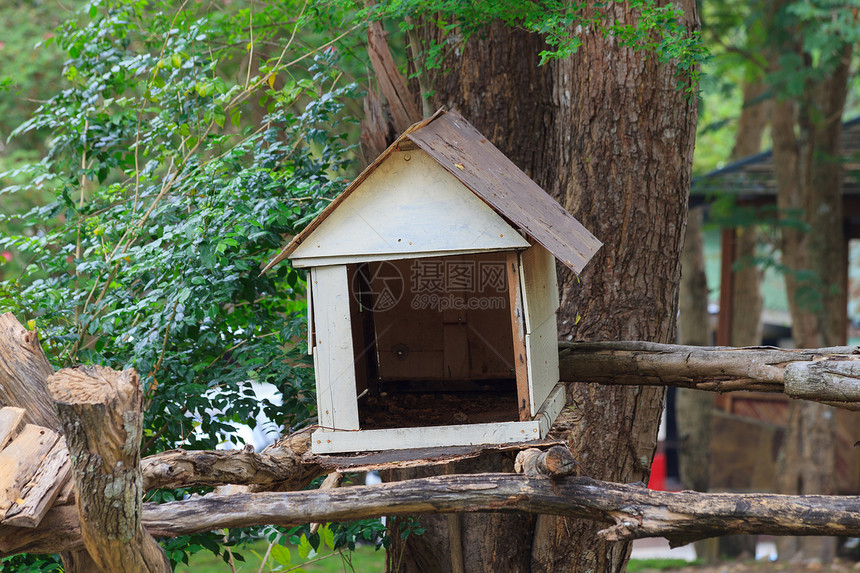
(716, 79, 771, 561)
(48, 365, 170, 573)
(675, 206, 714, 558)
(771, 35, 853, 562)
(396, 1, 699, 570)
(0, 313, 98, 571)
(729, 80, 769, 348)
(676, 207, 712, 496)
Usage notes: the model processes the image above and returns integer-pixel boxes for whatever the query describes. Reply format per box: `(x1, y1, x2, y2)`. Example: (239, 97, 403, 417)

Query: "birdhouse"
(264, 110, 601, 454)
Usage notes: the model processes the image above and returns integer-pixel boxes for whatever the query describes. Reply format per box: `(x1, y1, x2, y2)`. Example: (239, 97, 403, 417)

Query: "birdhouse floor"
(310, 383, 565, 454)
(359, 389, 519, 430)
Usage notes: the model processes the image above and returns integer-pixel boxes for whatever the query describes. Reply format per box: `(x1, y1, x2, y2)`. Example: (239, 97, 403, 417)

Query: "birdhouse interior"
(345, 252, 521, 431)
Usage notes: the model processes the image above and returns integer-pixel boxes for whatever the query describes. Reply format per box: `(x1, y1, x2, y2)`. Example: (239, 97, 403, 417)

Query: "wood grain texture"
(140, 445, 317, 492)
(0, 408, 25, 451)
(408, 112, 602, 274)
(0, 316, 92, 570)
(0, 314, 60, 429)
(784, 361, 860, 402)
(11, 474, 860, 557)
(0, 424, 60, 519)
(507, 252, 531, 421)
(48, 365, 170, 573)
(4, 436, 71, 528)
(366, 21, 421, 134)
(514, 446, 578, 478)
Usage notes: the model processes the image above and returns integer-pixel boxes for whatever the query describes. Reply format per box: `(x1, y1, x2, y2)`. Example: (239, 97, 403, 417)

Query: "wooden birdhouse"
(263, 110, 601, 454)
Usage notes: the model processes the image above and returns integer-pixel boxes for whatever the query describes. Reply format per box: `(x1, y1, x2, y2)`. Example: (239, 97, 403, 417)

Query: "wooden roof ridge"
(262, 108, 601, 274)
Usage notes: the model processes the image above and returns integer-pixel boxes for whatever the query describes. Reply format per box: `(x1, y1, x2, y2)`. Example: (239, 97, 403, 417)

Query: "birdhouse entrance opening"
(346, 251, 524, 430)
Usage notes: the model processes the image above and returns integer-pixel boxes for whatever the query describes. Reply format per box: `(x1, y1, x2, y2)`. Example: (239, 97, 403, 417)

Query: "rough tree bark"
(0, 313, 97, 571)
(47, 365, 170, 573)
(394, 1, 699, 570)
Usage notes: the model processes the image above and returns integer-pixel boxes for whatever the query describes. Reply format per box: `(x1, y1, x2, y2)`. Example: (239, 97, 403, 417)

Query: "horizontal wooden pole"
(141, 441, 320, 492)
(559, 341, 860, 409)
(6, 473, 860, 556)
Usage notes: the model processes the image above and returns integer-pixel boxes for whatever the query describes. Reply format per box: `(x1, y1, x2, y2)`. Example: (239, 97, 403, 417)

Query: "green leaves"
(0, 0, 356, 491)
(360, 0, 706, 88)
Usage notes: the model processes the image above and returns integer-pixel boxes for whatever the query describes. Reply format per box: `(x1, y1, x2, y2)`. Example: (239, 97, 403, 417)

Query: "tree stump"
(48, 365, 169, 573)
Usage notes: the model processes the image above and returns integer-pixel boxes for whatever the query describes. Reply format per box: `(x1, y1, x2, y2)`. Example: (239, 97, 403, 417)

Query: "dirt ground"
(636, 560, 860, 573)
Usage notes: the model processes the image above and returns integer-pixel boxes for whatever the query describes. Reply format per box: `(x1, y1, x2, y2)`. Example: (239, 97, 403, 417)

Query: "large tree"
(383, 2, 700, 570)
(769, 0, 854, 560)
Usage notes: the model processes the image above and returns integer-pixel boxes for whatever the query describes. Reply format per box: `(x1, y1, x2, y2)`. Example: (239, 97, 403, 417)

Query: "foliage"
(0, 0, 88, 283)
(349, 0, 708, 96)
(0, 0, 365, 566)
(626, 558, 700, 572)
(0, 554, 63, 573)
(173, 536, 386, 572)
(0, 0, 86, 152)
(2, 0, 360, 450)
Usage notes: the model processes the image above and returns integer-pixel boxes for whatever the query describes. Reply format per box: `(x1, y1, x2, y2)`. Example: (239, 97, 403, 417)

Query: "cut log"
(0, 424, 60, 518)
(514, 446, 578, 478)
(0, 314, 60, 428)
(559, 341, 860, 408)
(0, 408, 25, 450)
(310, 472, 343, 534)
(3, 436, 71, 528)
(784, 361, 860, 402)
(9, 474, 860, 556)
(139, 436, 562, 493)
(48, 365, 170, 573)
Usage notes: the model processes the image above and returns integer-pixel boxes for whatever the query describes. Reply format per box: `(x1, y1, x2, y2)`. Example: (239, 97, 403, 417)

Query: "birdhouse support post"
(308, 265, 359, 433)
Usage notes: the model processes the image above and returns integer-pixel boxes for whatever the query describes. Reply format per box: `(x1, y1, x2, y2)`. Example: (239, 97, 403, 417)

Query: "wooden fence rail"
(7, 311, 860, 565)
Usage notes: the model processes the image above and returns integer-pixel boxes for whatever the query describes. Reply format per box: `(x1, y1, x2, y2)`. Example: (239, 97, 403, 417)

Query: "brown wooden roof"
(263, 109, 601, 274)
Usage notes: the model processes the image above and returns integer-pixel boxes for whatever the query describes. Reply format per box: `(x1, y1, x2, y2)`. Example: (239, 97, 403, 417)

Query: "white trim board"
(311, 421, 541, 454)
(311, 384, 566, 454)
(309, 265, 359, 431)
(525, 312, 561, 416)
(534, 383, 566, 436)
(518, 243, 560, 333)
(291, 246, 526, 268)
